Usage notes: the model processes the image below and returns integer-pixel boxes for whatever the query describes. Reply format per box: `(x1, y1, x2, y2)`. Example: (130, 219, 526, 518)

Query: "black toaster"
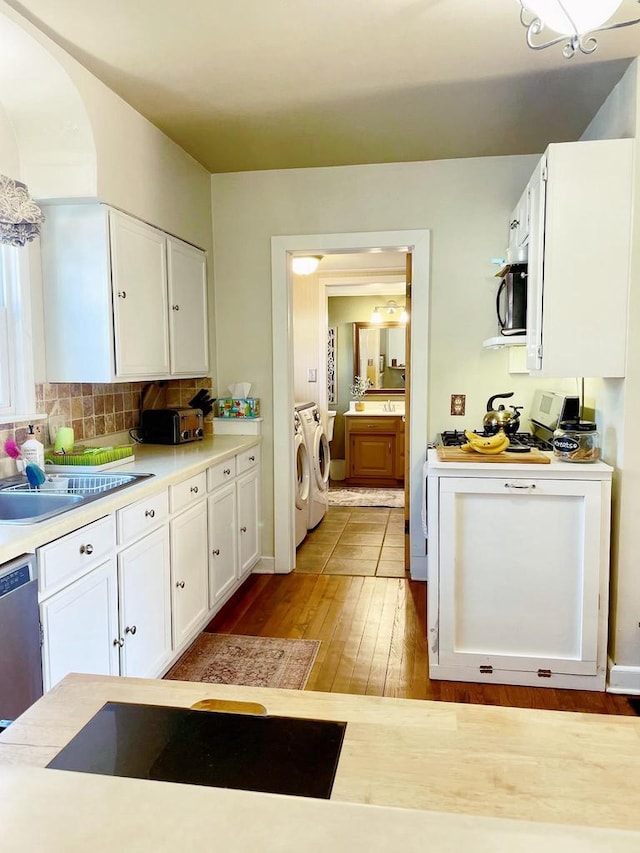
(141, 408, 204, 445)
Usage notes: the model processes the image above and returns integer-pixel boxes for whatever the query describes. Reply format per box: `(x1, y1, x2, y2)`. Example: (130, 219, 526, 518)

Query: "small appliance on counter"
(140, 408, 204, 445)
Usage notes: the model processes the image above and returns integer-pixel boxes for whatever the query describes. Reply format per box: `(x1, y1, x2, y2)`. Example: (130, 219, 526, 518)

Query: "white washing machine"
(296, 402, 330, 530)
(294, 409, 311, 547)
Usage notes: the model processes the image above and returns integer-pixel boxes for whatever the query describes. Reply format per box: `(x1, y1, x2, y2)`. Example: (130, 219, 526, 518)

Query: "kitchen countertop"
(1, 673, 640, 849)
(0, 435, 261, 565)
(427, 447, 613, 478)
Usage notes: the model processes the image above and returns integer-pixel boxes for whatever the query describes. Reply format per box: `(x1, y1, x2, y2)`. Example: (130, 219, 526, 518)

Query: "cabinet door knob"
(249, 455, 255, 462)
(79, 543, 94, 555)
(113, 637, 124, 648)
(145, 508, 155, 518)
(240, 526, 247, 533)
(510, 219, 519, 230)
(117, 290, 127, 299)
(190, 485, 199, 494)
(223, 468, 231, 476)
(172, 304, 180, 311)
(125, 625, 137, 635)
(212, 548, 220, 556)
(176, 580, 185, 588)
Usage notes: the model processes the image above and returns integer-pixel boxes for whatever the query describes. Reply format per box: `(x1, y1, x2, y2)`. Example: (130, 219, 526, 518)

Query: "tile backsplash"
(0, 377, 214, 468)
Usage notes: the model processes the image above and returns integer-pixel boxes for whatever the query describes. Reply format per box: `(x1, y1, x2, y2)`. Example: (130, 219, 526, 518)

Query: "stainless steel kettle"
(483, 393, 522, 435)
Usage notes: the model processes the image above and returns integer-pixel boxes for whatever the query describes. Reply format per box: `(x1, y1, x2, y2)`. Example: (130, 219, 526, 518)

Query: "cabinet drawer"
(117, 489, 169, 546)
(347, 417, 399, 434)
(38, 515, 116, 598)
(170, 472, 207, 513)
(237, 446, 260, 475)
(208, 457, 237, 491)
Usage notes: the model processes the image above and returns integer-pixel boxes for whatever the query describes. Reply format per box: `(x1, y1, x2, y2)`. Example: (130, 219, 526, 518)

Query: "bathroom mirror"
(353, 322, 406, 394)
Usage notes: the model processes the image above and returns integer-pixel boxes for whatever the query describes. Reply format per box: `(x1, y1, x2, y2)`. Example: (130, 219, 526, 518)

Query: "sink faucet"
(384, 400, 395, 412)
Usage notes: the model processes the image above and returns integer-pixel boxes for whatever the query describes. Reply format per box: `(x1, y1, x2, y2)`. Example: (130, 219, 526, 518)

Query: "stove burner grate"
(437, 430, 551, 452)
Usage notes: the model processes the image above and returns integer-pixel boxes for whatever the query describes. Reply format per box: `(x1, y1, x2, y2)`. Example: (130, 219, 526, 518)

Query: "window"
(0, 245, 36, 423)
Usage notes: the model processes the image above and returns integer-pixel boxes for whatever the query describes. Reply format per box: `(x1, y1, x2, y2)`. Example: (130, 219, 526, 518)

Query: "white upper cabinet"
(525, 139, 633, 378)
(109, 210, 170, 378)
(167, 236, 209, 376)
(40, 203, 209, 383)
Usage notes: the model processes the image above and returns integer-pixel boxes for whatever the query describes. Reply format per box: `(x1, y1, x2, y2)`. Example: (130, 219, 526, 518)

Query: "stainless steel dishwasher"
(0, 553, 43, 727)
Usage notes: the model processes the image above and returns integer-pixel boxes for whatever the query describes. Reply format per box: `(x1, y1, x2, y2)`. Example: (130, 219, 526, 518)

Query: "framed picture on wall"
(327, 326, 336, 404)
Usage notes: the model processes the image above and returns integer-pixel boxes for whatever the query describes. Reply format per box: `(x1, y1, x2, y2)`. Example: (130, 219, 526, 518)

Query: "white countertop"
(0, 435, 260, 565)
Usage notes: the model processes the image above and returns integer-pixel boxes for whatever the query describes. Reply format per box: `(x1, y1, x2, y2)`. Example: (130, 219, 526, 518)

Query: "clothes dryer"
(296, 402, 330, 530)
(294, 409, 311, 547)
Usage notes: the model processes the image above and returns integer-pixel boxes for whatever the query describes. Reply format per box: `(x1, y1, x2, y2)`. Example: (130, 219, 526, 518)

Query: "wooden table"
(1, 674, 640, 850)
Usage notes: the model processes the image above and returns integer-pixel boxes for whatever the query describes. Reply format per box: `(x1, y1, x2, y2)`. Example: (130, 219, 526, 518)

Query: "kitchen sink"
(0, 472, 154, 524)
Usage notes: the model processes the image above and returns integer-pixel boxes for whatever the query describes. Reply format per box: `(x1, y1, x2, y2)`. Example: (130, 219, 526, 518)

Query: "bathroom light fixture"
(291, 255, 322, 275)
(370, 300, 407, 323)
(519, 0, 640, 58)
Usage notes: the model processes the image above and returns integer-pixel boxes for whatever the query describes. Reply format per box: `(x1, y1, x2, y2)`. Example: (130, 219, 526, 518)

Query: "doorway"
(271, 230, 430, 580)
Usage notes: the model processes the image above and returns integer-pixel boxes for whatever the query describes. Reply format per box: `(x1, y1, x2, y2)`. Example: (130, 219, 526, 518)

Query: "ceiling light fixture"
(291, 255, 322, 275)
(370, 300, 407, 323)
(519, 0, 640, 58)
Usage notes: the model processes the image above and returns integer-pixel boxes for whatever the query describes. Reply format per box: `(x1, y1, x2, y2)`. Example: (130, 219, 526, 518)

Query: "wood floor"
(207, 572, 638, 716)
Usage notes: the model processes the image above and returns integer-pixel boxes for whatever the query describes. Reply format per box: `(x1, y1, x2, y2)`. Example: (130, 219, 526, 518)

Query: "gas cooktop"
(436, 430, 552, 453)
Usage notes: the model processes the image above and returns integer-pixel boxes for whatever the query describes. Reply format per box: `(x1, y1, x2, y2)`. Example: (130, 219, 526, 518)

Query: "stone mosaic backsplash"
(0, 377, 214, 468)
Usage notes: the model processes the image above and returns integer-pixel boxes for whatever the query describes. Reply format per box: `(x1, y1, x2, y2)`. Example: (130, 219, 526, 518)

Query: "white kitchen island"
(426, 448, 613, 691)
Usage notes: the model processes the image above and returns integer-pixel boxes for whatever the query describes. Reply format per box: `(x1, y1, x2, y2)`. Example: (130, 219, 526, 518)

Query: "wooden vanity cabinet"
(345, 415, 404, 487)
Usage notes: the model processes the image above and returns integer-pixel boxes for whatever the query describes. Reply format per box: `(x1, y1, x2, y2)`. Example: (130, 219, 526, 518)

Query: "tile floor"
(295, 506, 406, 577)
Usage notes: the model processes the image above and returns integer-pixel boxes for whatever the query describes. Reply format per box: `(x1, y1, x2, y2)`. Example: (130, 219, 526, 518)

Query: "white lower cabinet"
(170, 500, 209, 650)
(117, 526, 172, 677)
(38, 444, 261, 693)
(427, 458, 612, 691)
(237, 467, 260, 578)
(208, 481, 238, 606)
(40, 559, 119, 691)
(207, 449, 261, 607)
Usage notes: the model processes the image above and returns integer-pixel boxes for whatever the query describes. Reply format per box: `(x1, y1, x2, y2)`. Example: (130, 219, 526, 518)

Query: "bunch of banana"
(461, 429, 510, 455)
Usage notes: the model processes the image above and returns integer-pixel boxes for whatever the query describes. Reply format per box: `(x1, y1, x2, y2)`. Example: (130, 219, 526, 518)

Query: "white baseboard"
(607, 661, 640, 694)
(252, 555, 275, 574)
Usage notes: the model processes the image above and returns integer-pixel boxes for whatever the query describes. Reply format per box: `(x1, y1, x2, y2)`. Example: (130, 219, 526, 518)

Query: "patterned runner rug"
(164, 633, 320, 690)
(328, 487, 404, 508)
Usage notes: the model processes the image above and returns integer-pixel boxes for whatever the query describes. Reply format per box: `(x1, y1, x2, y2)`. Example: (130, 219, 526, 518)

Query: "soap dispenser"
(21, 424, 45, 469)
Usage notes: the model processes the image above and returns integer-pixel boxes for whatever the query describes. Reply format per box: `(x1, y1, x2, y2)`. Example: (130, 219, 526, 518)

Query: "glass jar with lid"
(553, 420, 601, 463)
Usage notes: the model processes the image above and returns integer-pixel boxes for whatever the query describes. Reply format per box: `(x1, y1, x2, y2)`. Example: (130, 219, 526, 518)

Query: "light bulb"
(521, 0, 623, 34)
(371, 307, 382, 323)
(291, 256, 322, 275)
(400, 309, 408, 324)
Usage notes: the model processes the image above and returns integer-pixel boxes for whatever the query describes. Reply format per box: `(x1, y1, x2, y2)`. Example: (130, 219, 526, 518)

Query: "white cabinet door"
(237, 467, 260, 577)
(118, 526, 172, 678)
(167, 237, 209, 376)
(525, 139, 633, 377)
(171, 500, 209, 649)
(109, 209, 170, 378)
(437, 476, 603, 677)
(40, 560, 119, 691)
(208, 482, 238, 607)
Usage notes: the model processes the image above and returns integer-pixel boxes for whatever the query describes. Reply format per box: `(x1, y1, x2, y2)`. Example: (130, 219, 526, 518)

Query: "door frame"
(271, 230, 430, 579)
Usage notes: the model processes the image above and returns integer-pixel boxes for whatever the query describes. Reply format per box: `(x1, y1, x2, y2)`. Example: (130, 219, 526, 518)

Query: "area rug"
(164, 633, 320, 689)
(328, 487, 404, 508)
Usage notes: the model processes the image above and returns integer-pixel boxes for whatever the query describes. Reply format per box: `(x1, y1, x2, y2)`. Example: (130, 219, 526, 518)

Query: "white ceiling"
(5, 0, 640, 173)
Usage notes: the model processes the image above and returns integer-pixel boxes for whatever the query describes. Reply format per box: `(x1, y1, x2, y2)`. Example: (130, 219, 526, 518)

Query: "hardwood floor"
(207, 572, 637, 715)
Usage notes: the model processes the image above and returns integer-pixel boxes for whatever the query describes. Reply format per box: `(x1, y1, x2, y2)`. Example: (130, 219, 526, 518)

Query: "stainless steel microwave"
(497, 264, 527, 336)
